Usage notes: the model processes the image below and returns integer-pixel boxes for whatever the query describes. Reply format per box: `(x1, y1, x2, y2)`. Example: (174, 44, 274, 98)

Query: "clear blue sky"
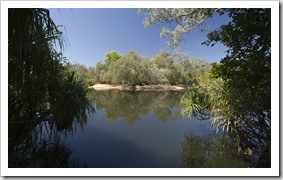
(49, 8, 231, 67)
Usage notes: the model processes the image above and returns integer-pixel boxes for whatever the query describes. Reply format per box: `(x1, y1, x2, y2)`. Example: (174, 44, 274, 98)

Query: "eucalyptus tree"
(85, 66, 97, 85)
(151, 51, 175, 84)
(138, 8, 222, 47)
(104, 50, 122, 67)
(171, 52, 191, 85)
(93, 62, 107, 83)
(103, 50, 155, 86)
(69, 63, 88, 78)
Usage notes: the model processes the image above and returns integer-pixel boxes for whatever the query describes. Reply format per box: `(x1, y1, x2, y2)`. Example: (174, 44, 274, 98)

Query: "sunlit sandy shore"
(91, 84, 188, 91)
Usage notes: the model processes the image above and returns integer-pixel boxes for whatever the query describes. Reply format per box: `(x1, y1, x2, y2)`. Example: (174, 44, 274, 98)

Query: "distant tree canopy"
(70, 50, 211, 86)
(104, 50, 123, 67)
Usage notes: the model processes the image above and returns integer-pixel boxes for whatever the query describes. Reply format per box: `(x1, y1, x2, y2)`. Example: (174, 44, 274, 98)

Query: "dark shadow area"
(181, 133, 270, 168)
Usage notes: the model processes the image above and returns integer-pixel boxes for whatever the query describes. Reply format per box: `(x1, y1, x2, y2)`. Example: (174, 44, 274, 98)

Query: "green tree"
(104, 50, 122, 67)
(93, 49, 210, 86)
(151, 51, 175, 84)
(9, 8, 93, 128)
(93, 61, 107, 83)
(172, 52, 192, 85)
(105, 50, 153, 86)
(69, 63, 88, 78)
(139, 8, 271, 166)
(9, 8, 63, 124)
(203, 9, 271, 156)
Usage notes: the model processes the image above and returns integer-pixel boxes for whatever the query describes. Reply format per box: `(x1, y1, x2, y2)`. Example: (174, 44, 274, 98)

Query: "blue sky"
(49, 8, 231, 67)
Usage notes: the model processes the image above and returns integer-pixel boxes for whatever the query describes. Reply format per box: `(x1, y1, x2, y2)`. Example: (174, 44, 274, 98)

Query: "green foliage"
(138, 8, 222, 46)
(9, 8, 93, 128)
(9, 8, 64, 124)
(151, 50, 172, 69)
(205, 9, 271, 114)
(181, 88, 207, 119)
(49, 70, 94, 132)
(90, 50, 210, 86)
(205, 9, 271, 155)
(104, 50, 122, 67)
(68, 63, 97, 86)
(68, 63, 88, 78)
(143, 7, 271, 166)
(179, 8, 271, 165)
(9, 8, 94, 167)
(93, 62, 107, 83)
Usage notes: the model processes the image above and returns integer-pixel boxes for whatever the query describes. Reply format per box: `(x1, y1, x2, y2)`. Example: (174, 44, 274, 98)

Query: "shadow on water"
(8, 120, 85, 168)
(9, 93, 93, 168)
(180, 133, 252, 168)
(9, 130, 71, 168)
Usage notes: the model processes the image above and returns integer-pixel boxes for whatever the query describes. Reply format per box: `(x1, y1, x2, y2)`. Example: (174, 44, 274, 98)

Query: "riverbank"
(91, 84, 189, 91)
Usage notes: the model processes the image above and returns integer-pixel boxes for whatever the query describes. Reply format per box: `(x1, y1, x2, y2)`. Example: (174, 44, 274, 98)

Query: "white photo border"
(1, 0, 279, 176)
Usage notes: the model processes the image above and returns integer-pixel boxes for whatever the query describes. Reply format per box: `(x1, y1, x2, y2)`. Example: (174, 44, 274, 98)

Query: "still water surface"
(60, 90, 248, 168)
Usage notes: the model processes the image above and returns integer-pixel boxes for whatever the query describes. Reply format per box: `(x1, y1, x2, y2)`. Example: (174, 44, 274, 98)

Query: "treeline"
(69, 50, 211, 86)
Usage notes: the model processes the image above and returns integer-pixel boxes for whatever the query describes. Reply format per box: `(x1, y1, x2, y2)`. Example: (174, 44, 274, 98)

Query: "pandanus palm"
(9, 8, 94, 167)
(9, 8, 64, 122)
(9, 8, 93, 138)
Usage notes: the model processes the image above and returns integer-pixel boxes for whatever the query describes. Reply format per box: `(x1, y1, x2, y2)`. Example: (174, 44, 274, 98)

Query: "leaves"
(179, 9, 271, 165)
(9, 8, 94, 148)
(181, 89, 204, 118)
(138, 8, 223, 46)
(91, 50, 210, 86)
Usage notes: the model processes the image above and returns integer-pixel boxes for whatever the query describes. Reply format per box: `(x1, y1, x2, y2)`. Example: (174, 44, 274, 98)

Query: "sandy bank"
(91, 84, 188, 91)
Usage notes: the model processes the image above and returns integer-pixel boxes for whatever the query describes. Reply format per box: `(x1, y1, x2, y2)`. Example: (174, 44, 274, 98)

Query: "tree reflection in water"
(9, 104, 91, 168)
(180, 133, 252, 168)
(9, 120, 85, 168)
(91, 90, 185, 123)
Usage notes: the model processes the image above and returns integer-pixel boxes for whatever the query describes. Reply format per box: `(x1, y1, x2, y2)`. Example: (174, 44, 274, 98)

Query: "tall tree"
(9, 8, 93, 146)
(9, 8, 64, 124)
(203, 9, 271, 156)
(139, 8, 271, 166)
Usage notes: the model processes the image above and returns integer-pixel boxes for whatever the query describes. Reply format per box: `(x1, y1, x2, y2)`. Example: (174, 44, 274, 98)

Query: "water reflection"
(9, 121, 78, 168)
(92, 90, 185, 123)
(60, 90, 214, 168)
(181, 133, 251, 168)
(9, 90, 252, 168)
